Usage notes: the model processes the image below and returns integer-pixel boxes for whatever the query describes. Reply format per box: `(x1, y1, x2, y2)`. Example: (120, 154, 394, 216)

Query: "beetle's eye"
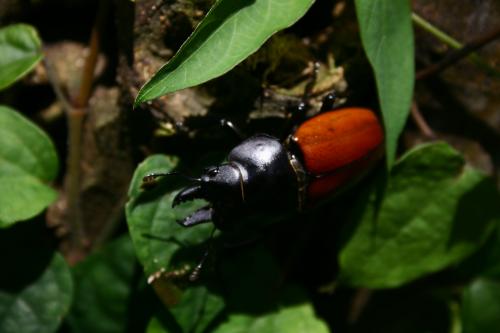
(207, 168, 219, 177)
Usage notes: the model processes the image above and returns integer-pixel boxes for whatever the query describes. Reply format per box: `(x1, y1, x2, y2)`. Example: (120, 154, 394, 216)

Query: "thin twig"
(411, 101, 436, 139)
(72, 10, 103, 108)
(416, 25, 500, 80)
(65, 1, 109, 253)
(347, 289, 372, 324)
(412, 13, 461, 49)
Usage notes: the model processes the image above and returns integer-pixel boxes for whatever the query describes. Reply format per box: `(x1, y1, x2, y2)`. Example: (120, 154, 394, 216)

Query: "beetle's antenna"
(189, 227, 217, 281)
(140, 233, 186, 246)
(141, 172, 200, 189)
(220, 119, 246, 140)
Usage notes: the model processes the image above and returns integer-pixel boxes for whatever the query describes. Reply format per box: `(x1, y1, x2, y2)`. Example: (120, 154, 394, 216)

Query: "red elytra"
(292, 107, 384, 200)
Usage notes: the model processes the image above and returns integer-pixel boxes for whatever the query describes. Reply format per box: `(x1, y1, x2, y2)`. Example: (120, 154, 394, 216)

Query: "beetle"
(142, 93, 384, 232)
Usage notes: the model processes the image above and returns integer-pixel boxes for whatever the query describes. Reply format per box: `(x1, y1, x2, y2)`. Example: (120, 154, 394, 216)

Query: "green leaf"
(126, 154, 213, 276)
(462, 278, 500, 333)
(456, 225, 500, 280)
(0, 106, 59, 227)
(213, 292, 329, 333)
(354, 0, 415, 168)
(147, 317, 170, 333)
(169, 286, 224, 333)
(0, 253, 73, 333)
(339, 142, 500, 288)
(66, 236, 137, 333)
(213, 247, 329, 332)
(0, 24, 43, 91)
(145, 286, 225, 333)
(135, 0, 315, 106)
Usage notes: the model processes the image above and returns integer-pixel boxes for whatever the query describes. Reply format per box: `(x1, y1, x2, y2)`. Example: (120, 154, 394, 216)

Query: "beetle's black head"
(172, 163, 245, 208)
(153, 135, 297, 229)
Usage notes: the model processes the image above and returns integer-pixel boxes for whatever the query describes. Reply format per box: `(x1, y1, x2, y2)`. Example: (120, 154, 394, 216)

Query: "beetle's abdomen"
(292, 108, 384, 200)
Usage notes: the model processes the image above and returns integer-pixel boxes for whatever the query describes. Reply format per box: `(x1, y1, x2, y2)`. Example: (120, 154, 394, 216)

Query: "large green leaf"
(354, 0, 415, 168)
(212, 290, 329, 333)
(66, 236, 137, 333)
(0, 106, 59, 227)
(339, 143, 500, 288)
(212, 304, 329, 333)
(0, 253, 73, 333)
(0, 24, 43, 91)
(126, 154, 213, 276)
(169, 286, 224, 333)
(212, 247, 329, 332)
(127, 155, 225, 331)
(457, 225, 500, 280)
(134, 0, 315, 106)
(147, 317, 170, 333)
(148, 289, 329, 333)
(146, 285, 225, 333)
(461, 278, 500, 333)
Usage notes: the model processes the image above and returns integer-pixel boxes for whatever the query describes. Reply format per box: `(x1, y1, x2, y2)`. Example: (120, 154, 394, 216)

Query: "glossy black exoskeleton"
(168, 134, 301, 230)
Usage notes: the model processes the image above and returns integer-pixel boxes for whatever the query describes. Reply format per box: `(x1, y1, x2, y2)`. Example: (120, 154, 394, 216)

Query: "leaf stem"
(347, 288, 372, 324)
(64, 0, 109, 255)
(412, 12, 500, 79)
(411, 13, 461, 49)
(72, 6, 103, 108)
(449, 301, 462, 333)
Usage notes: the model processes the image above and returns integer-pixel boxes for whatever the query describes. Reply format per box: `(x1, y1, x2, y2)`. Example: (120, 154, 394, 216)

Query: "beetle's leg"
(300, 63, 340, 114)
(189, 227, 217, 281)
(220, 118, 246, 140)
(189, 249, 209, 281)
(286, 89, 338, 134)
(318, 90, 337, 113)
(284, 62, 320, 129)
(177, 206, 214, 227)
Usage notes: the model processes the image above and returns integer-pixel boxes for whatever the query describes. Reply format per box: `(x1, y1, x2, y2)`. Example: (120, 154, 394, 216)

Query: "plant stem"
(416, 25, 500, 80)
(347, 289, 372, 324)
(73, 10, 102, 108)
(412, 12, 500, 79)
(411, 13, 461, 49)
(449, 301, 462, 333)
(64, 1, 108, 254)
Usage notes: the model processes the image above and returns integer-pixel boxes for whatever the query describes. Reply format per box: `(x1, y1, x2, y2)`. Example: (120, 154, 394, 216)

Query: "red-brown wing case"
(292, 107, 384, 200)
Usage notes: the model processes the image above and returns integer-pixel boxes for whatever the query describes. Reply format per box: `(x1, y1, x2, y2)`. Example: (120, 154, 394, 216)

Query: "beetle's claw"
(177, 206, 214, 227)
(172, 185, 203, 207)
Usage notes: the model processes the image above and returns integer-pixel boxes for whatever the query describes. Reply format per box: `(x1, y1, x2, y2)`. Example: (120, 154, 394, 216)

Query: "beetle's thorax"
(227, 134, 298, 206)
